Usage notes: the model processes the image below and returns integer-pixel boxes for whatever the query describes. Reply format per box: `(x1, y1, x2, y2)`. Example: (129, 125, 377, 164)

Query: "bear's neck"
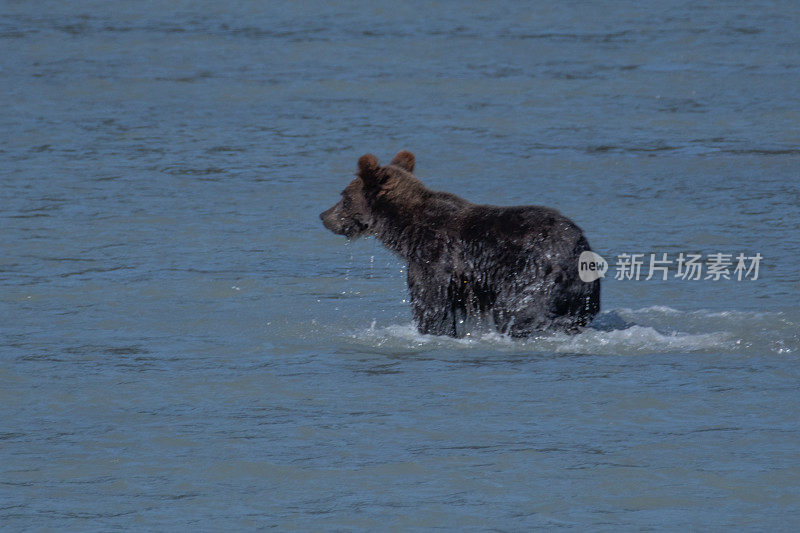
(370, 186, 463, 264)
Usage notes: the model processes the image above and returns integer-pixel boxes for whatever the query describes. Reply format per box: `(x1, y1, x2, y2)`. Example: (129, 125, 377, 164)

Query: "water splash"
(342, 307, 798, 357)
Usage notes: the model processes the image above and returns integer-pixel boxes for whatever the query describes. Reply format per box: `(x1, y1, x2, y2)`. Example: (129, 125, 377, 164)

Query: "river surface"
(2, 1, 800, 530)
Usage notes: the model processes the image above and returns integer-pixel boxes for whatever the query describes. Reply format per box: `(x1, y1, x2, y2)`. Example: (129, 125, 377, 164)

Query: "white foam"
(617, 306, 781, 320)
(354, 322, 515, 349)
(341, 305, 798, 356)
(621, 305, 683, 315)
(348, 321, 732, 356)
(547, 325, 733, 355)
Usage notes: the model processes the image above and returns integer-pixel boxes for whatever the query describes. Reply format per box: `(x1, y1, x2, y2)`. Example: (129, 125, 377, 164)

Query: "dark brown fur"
(320, 151, 600, 337)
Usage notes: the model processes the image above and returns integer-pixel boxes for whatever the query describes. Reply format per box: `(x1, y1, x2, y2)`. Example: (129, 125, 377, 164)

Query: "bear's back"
(458, 202, 585, 250)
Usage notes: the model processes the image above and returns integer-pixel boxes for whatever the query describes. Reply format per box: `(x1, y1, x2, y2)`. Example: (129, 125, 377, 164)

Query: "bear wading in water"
(320, 151, 600, 337)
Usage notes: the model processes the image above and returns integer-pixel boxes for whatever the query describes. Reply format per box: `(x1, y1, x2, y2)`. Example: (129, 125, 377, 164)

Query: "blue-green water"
(2, 1, 800, 529)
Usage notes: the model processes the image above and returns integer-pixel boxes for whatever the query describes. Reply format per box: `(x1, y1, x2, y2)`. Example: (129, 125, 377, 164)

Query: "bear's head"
(319, 150, 415, 239)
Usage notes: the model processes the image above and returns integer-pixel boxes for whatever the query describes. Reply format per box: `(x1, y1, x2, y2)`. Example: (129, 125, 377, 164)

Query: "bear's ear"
(390, 150, 415, 172)
(357, 154, 381, 186)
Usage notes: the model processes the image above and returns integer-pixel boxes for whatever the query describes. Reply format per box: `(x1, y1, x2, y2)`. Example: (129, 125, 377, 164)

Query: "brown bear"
(320, 151, 600, 337)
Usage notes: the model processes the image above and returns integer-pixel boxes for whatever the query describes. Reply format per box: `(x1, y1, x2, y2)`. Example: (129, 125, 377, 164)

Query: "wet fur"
(320, 151, 600, 337)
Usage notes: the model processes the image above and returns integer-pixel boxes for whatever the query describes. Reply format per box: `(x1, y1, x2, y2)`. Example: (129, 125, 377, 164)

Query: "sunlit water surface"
(2, 1, 800, 529)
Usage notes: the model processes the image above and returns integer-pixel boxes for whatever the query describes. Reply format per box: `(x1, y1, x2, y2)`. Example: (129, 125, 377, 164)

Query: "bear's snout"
(320, 204, 345, 235)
